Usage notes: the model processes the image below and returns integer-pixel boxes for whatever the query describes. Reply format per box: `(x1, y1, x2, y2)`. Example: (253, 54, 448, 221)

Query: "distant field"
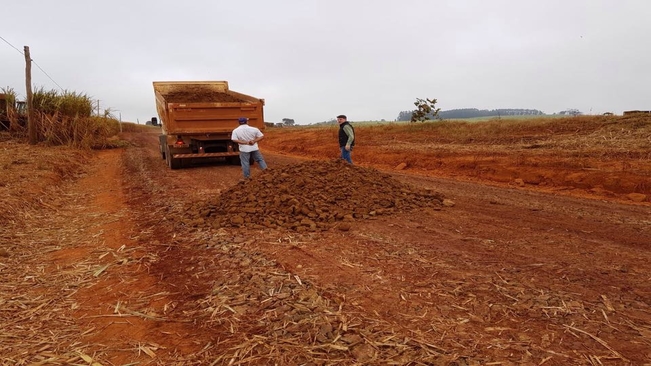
(264, 114, 651, 199)
(304, 114, 573, 127)
(442, 114, 568, 122)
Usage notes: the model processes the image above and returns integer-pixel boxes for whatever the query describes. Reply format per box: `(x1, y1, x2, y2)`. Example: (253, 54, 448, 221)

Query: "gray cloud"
(2, 0, 650, 123)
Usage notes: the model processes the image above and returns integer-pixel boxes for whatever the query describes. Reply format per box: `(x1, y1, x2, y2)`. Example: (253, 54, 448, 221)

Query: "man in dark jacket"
(336, 114, 355, 164)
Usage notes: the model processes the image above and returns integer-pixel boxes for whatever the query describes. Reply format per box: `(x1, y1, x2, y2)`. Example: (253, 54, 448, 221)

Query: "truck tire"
(228, 156, 241, 165)
(166, 146, 182, 169)
(168, 156, 181, 169)
(159, 135, 167, 160)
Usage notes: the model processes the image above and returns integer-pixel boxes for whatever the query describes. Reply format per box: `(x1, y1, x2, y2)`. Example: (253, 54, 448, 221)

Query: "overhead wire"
(0, 35, 65, 92)
(0, 35, 23, 55)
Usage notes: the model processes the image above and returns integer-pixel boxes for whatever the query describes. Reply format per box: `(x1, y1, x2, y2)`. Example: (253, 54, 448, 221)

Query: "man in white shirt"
(231, 117, 268, 178)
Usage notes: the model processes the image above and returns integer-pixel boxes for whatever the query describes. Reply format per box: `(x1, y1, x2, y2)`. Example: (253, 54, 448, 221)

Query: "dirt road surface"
(2, 129, 650, 365)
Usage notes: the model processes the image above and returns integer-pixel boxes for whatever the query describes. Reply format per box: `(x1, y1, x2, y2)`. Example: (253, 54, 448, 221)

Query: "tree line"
(396, 108, 546, 121)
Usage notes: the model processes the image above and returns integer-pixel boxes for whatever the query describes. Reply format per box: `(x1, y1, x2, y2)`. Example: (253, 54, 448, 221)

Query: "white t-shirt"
(231, 124, 264, 152)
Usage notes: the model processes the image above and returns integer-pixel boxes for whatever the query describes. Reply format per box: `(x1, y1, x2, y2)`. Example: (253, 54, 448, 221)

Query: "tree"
(396, 111, 413, 121)
(282, 118, 295, 126)
(566, 109, 582, 116)
(559, 109, 582, 116)
(411, 98, 440, 123)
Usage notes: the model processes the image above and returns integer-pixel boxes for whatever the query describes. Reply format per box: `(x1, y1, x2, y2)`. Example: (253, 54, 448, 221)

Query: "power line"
(32, 60, 65, 92)
(0, 35, 65, 92)
(0, 35, 23, 55)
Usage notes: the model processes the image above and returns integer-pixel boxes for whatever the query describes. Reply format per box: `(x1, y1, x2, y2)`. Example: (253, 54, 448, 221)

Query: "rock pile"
(186, 159, 445, 231)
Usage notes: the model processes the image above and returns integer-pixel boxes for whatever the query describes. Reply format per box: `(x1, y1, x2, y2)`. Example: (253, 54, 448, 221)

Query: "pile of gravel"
(185, 159, 445, 231)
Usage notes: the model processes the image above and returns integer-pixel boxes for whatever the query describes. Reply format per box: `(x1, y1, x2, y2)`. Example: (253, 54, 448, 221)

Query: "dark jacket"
(338, 121, 355, 147)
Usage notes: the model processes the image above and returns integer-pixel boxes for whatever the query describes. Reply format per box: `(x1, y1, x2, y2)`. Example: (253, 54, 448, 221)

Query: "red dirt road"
(2, 129, 650, 365)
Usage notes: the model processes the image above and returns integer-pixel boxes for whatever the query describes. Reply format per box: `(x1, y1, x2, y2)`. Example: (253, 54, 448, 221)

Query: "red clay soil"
(262, 115, 651, 203)
(162, 87, 246, 103)
(187, 159, 446, 232)
(1, 125, 650, 365)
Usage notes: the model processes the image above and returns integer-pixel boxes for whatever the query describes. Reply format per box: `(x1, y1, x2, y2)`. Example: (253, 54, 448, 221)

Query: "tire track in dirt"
(54, 148, 210, 364)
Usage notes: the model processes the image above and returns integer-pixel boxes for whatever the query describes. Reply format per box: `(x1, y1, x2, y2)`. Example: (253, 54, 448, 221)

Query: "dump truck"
(153, 81, 265, 169)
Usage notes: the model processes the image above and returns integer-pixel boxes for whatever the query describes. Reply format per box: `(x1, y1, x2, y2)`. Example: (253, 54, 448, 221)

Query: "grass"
(443, 114, 568, 122)
(31, 87, 94, 118)
(2, 87, 155, 149)
(275, 115, 650, 149)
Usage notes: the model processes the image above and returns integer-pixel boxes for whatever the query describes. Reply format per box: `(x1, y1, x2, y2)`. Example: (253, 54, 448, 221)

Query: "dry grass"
(267, 115, 651, 156)
(2, 87, 152, 149)
(120, 122, 156, 133)
(0, 138, 90, 227)
(38, 112, 121, 149)
(179, 233, 451, 364)
(0, 141, 98, 364)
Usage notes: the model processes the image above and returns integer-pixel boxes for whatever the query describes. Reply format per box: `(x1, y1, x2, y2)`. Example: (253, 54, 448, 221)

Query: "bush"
(6, 87, 127, 148)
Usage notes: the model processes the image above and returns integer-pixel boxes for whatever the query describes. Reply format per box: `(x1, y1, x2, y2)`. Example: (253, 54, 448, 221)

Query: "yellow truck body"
(153, 81, 265, 169)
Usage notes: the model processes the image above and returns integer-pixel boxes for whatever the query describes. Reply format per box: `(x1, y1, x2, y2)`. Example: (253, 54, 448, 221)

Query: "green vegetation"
(2, 87, 145, 149)
(1, 87, 18, 105)
(31, 87, 94, 118)
(32, 88, 122, 148)
(410, 98, 440, 123)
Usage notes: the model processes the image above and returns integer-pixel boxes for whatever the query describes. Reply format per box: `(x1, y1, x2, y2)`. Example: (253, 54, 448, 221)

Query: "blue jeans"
(340, 146, 353, 164)
(240, 150, 267, 178)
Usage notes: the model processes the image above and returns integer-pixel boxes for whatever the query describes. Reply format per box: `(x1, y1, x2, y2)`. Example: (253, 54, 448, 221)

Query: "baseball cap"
(238, 117, 248, 124)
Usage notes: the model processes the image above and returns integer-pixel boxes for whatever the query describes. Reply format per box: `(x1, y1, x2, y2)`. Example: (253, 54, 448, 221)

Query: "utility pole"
(97, 99, 100, 116)
(24, 46, 36, 144)
(119, 112, 122, 133)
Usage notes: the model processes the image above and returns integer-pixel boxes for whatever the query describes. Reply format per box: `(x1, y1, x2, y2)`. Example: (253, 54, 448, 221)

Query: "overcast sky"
(2, 0, 650, 124)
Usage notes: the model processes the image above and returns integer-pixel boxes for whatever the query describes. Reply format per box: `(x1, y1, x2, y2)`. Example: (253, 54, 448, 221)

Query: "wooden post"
(119, 112, 122, 133)
(24, 46, 36, 144)
(97, 99, 100, 116)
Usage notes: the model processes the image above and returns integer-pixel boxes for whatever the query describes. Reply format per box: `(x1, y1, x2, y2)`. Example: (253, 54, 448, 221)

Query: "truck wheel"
(229, 156, 241, 165)
(168, 156, 181, 169)
(166, 146, 182, 169)
(169, 158, 181, 169)
(159, 135, 167, 160)
(168, 157, 181, 169)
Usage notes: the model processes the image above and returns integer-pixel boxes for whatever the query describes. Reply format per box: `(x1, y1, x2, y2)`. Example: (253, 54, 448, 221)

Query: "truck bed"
(153, 81, 265, 135)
